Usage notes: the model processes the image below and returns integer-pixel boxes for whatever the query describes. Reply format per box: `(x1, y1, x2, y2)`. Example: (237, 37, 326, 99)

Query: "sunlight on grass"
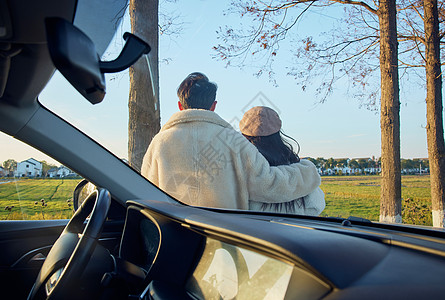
(320, 175, 432, 226)
(0, 178, 79, 220)
(0, 176, 434, 226)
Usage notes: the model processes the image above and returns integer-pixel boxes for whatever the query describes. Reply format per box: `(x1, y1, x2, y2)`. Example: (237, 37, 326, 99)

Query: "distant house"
(57, 166, 76, 177)
(47, 167, 58, 178)
(364, 167, 381, 175)
(47, 166, 77, 178)
(15, 158, 42, 177)
(0, 166, 6, 177)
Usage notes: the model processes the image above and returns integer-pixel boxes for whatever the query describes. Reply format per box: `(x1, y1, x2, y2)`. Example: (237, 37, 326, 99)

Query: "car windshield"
(2, 0, 439, 227)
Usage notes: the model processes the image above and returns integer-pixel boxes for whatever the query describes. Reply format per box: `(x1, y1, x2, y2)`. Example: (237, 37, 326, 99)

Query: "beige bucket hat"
(239, 106, 282, 137)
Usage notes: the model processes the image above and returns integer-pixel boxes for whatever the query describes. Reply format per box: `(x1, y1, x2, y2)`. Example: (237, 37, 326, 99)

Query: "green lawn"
(0, 178, 80, 220)
(0, 176, 434, 225)
(320, 175, 432, 225)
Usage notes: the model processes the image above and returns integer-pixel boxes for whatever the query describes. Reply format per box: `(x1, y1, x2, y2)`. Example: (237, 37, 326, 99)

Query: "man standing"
(141, 72, 321, 209)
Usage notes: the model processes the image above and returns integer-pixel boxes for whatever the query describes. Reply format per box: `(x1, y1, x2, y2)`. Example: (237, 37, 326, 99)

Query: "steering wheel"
(27, 188, 111, 300)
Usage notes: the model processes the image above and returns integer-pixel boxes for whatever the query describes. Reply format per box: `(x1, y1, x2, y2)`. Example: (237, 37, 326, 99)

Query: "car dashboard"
(117, 200, 445, 300)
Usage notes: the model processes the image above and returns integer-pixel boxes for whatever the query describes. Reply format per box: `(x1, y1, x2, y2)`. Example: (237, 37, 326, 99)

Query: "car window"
(0, 132, 81, 220)
(36, 1, 434, 227)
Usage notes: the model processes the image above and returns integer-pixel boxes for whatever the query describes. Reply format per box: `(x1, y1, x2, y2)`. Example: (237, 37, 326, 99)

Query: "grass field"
(0, 178, 80, 220)
(0, 176, 434, 225)
(320, 175, 432, 225)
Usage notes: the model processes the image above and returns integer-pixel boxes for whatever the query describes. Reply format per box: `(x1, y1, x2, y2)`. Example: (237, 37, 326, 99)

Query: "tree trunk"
(378, 0, 402, 223)
(424, 0, 445, 227)
(128, 0, 161, 172)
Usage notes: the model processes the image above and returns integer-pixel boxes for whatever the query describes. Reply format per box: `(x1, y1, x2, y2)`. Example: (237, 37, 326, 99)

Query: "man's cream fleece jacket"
(142, 109, 321, 210)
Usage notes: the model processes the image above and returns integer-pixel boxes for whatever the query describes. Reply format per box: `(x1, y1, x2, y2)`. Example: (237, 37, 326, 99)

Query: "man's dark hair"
(177, 72, 218, 110)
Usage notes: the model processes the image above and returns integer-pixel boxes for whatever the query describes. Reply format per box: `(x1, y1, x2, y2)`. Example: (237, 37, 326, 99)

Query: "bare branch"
(330, 0, 377, 14)
(398, 34, 426, 44)
(398, 61, 425, 68)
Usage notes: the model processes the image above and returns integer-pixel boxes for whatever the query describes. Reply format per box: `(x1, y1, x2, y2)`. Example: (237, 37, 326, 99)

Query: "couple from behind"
(142, 72, 324, 215)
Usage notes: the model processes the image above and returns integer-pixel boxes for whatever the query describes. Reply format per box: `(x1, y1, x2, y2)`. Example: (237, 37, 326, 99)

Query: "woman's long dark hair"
(243, 130, 304, 212)
(243, 130, 300, 166)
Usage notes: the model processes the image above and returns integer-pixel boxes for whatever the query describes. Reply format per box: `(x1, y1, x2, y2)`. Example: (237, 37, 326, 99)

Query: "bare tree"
(396, 0, 445, 227)
(424, 0, 445, 227)
(214, 0, 402, 223)
(128, 0, 161, 173)
(127, 0, 182, 172)
(378, 0, 402, 223)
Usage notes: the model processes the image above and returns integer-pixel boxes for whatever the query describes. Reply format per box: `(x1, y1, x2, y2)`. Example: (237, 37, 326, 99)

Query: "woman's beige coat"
(249, 187, 325, 216)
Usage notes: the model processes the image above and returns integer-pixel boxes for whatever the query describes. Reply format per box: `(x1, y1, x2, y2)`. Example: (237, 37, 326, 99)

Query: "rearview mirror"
(45, 18, 105, 104)
(45, 18, 151, 105)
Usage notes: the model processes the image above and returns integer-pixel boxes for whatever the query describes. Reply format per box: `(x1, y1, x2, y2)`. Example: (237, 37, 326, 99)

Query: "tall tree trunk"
(378, 0, 402, 223)
(128, 0, 161, 172)
(424, 0, 445, 227)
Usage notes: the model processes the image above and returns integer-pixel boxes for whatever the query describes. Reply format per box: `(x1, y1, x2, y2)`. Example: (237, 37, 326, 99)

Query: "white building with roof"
(56, 166, 76, 177)
(15, 158, 42, 177)
(47, 166, 77, 178)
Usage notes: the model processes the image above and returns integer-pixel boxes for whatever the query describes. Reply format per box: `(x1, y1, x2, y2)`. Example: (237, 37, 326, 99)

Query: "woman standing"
(240, 106, 325, 216)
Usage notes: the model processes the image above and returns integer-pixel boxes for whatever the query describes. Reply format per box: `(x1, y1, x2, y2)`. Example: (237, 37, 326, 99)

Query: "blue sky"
(152, 0, 431, 160)
(0, 0, 434, 165)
